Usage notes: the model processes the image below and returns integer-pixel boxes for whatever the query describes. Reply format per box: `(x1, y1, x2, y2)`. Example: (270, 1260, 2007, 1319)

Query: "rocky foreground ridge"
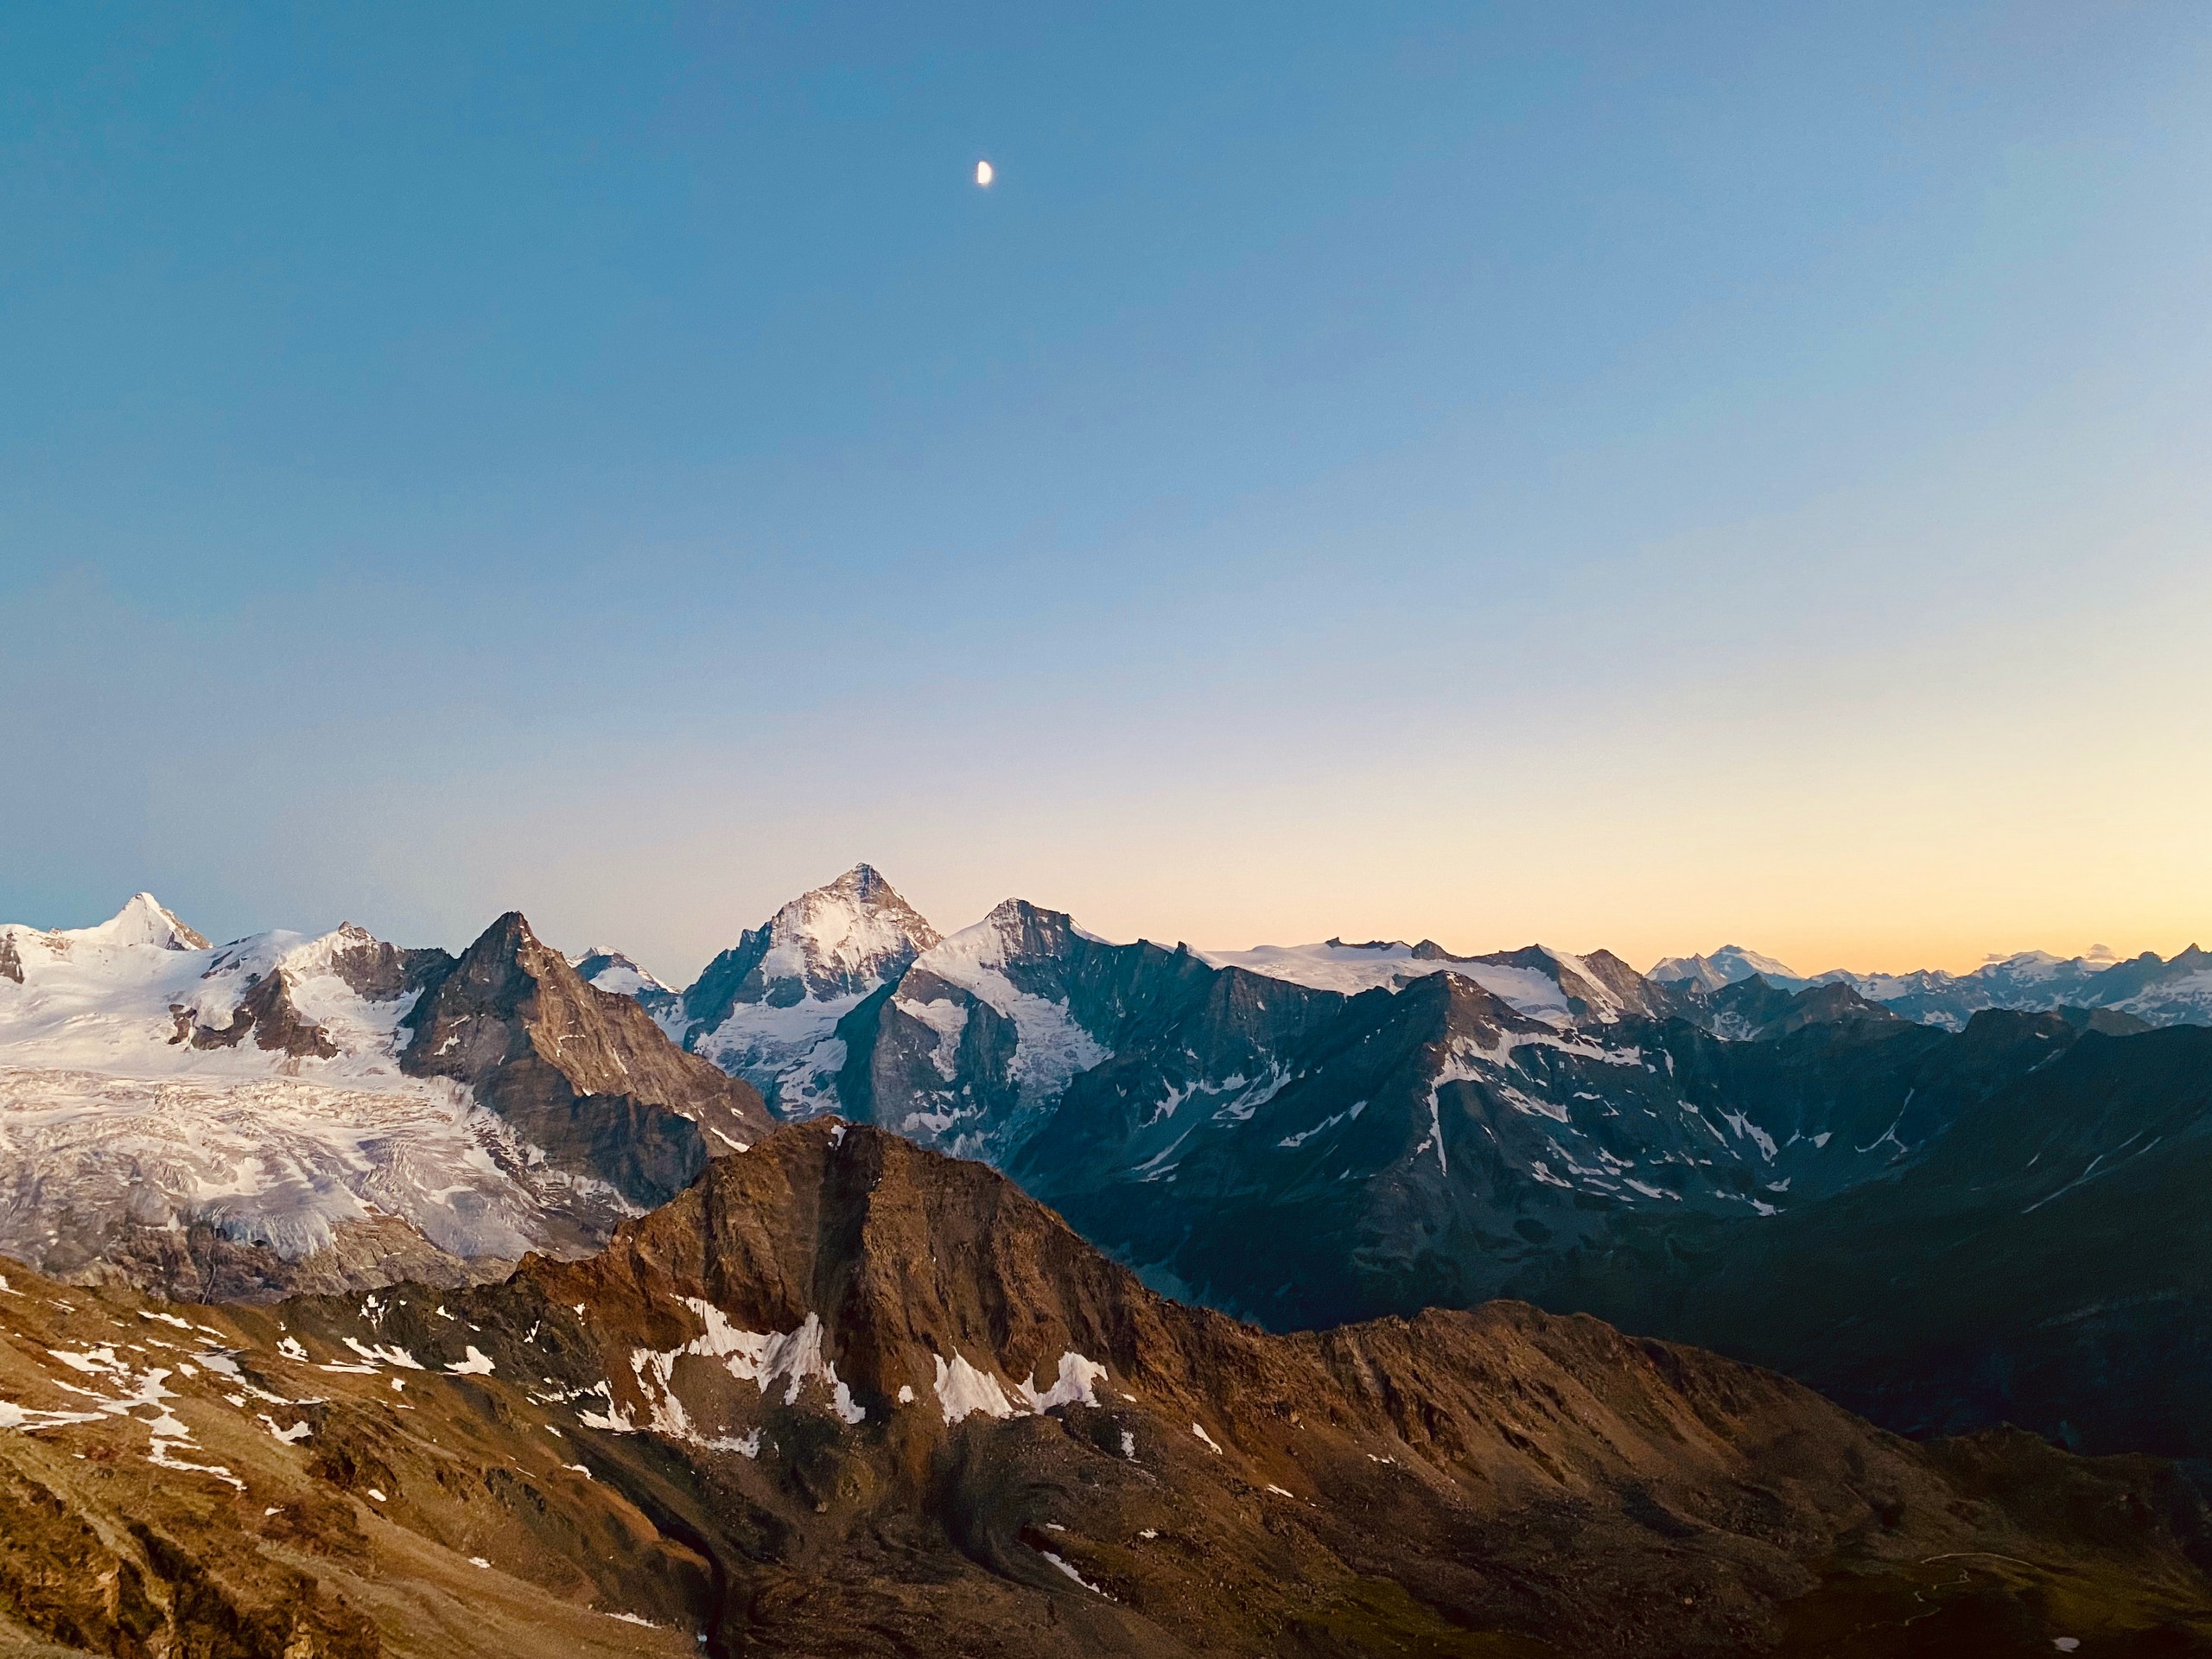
(0, 1120, 2207, 1657)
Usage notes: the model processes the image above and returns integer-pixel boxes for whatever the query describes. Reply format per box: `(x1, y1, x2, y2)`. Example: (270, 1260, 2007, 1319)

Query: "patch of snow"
(343, 1338, 424, 1370)
(933, 1351, 1016, 1424)
(1041, 1550, 1111, 1597)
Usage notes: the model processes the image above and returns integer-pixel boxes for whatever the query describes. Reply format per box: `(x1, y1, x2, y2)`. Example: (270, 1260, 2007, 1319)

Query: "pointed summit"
(402, 911, 769, 1206)
(677, 866, 942, 1115)
(69, 893, 210, 951)
(828, 862, 893, 901)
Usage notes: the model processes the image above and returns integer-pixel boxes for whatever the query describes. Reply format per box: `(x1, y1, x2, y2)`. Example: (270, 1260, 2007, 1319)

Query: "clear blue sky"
(5, 3, 2209, 977)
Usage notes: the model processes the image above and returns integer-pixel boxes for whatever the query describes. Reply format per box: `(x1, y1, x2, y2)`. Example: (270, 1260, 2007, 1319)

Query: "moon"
(975, 159, 994, 187)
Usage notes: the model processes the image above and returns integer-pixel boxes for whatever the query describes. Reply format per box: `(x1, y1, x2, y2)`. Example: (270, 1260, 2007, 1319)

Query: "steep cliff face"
(402, 912, 771, 1208)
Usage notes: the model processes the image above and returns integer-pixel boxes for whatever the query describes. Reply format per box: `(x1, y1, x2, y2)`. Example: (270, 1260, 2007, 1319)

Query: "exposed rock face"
(0, 935, 19, 985)
(179, 967, 342, 1058)
(678, 864, 943, 1113)
(73, 1213, 505, 1304)
(0, 899, 771, 1301)
(319, 921, 452, 1002)
(402, 912, 772, 1208)
(3, 1122, 2197, 1657)
(1696, 975, 1908, 1042)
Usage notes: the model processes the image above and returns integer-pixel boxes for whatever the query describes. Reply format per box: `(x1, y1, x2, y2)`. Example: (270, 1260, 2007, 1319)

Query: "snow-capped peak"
(753, 866, 944, 994)
(680, 866, 942, 1110)
(58, 893, 212, 952)
(1646, 945, 1802, 993)
(571, 949, 676, 1000)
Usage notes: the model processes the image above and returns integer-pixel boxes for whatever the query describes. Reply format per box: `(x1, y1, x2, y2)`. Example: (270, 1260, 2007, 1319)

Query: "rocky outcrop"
(319, 921, 452, 1001)
(177, 968, 340, 1058)
(402, 912, 772, 1207)
(295, 1122, 2212, 1655)
(3, 1122, 2207, 1655)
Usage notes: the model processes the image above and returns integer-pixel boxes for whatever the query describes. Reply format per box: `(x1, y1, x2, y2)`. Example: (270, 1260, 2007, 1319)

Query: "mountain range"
(5, 877, 2212, 1650)
(556, 868, 2212, 1465)
(0, 896, 767, 1301)
(0, 1118, 2205, 1656)
(1650, 942, 2212, 1031)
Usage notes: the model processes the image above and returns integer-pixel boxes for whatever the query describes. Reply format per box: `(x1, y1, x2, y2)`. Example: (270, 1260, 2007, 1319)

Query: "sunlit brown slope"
(0, 1122, 2204, 1656)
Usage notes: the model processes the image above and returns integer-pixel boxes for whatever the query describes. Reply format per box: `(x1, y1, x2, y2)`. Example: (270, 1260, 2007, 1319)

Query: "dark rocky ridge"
(2, 1122, 2208, 1654)
(402, 912, 772, 1210)
(319, 921, 453, 1002)
(262, 1122, 2212, 1653)
(1533, 1022, 2212, 1461)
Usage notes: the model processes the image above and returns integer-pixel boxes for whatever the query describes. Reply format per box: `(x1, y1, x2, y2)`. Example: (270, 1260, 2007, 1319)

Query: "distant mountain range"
(1649, 940, 2212, 1030)
(8, 875, 2212, 1471)
(556, 868, 2212, 1462)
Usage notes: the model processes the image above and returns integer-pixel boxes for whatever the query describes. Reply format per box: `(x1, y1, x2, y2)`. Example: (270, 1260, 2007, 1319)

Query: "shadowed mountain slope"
(2, 1122, 2209, 1653)
(1532, 1023, 2212, 1462)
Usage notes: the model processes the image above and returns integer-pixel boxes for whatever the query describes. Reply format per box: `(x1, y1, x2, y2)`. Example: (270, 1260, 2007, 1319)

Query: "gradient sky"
(4, 2, 2209, 982)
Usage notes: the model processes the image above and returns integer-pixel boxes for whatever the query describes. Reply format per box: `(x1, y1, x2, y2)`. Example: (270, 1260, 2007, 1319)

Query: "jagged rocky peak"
(922, 893, 1085, 969)
(402, 910, 771, 1206)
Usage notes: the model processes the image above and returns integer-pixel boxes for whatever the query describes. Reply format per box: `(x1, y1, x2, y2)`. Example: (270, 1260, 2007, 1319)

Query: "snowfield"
(0, 896, 632, 1284)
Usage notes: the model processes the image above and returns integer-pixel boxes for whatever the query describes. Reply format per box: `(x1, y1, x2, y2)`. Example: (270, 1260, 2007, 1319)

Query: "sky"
(3, 2, 2209, 982)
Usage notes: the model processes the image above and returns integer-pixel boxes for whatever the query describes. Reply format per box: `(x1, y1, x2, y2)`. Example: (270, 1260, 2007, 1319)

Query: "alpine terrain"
(626, 871, 2212, 1466)
(0, 1119, 2204, 1657)
(1649, 944, 2212, 1031)
(0, 897, 769, 1302)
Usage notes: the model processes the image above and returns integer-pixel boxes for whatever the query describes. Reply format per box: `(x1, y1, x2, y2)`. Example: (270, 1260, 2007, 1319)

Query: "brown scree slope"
(0, 1121, 2204, 1657)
